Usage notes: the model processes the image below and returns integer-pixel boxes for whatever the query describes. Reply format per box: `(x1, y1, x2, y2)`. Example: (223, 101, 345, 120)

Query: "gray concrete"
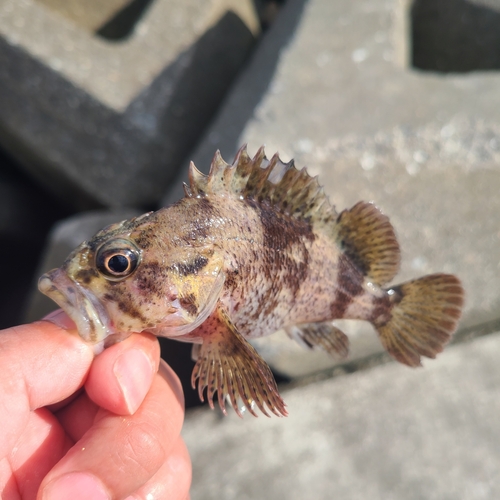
(184, 331, 500, 500)
(0, 0, 259, 208)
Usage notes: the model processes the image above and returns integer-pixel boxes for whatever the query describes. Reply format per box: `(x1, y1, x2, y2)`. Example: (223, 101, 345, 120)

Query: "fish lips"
(38, 268, 112, 345)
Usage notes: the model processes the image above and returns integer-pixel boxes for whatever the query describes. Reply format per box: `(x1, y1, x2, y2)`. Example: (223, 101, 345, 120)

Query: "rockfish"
(39, 146, 464, 417)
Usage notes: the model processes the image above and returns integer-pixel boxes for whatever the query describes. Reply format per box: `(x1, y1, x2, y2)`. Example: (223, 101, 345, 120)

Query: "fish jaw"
(38, 268, 113, 346)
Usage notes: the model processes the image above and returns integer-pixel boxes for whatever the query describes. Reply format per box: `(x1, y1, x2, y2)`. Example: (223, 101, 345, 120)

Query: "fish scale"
(39, 145, 465, 417)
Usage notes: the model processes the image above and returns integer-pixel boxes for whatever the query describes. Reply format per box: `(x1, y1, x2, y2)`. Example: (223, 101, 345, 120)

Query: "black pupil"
(108, 254, 129, 274)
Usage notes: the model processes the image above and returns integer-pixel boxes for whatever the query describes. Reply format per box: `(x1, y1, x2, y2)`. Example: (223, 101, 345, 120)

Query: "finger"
(57, 360, 184, 444)
(85, 332, 161, 415)
(39, 365, 185, 500)
(8, 408, 72, 499)
(55, 391, 99, 444)
(124, 436, 191, 500)
(0, 318, 93, 459)
(0, 457, 18, 499)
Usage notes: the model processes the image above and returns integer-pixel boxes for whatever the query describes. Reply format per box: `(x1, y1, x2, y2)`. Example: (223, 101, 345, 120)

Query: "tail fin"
(375, 274, 464, 367)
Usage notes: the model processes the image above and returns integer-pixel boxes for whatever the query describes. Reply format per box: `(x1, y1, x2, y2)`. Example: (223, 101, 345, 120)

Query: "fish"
(39, 146, 464, 417)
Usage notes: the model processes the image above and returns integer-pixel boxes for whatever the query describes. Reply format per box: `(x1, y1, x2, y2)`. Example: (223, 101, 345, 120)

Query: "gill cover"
(149, 247, 226, 337)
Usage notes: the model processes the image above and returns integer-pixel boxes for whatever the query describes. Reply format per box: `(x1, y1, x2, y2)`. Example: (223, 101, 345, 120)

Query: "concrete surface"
(0, 0, 259, 208)
(183, 331, 500, 500)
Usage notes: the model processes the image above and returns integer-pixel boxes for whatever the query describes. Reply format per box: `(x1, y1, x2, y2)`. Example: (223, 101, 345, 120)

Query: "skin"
(0, 311, 191, 500)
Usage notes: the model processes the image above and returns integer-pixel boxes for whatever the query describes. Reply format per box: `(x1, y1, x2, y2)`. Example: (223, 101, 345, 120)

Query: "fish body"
(39, 146, 464, 417)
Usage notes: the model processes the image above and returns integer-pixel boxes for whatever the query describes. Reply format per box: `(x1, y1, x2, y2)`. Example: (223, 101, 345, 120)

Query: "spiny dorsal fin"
(334, 201, 400, 286)
(187, 145, 337, 224)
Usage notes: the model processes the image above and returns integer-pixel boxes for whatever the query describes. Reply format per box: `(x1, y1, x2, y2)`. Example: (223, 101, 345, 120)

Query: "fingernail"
(114, 348, 155, 414)
(42, 309, 76, 330)
(43, 472, 110, 500)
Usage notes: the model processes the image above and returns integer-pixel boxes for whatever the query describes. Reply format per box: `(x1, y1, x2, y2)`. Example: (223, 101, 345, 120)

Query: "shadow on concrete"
(412, 0, 500, 72)
(96, 0, 155, 41)
(288, 314, 500, 392)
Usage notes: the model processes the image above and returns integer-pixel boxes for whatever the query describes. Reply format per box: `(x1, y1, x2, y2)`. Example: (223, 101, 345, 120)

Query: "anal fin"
(285, 322, 350, 359)
(191, 306, 287, 417)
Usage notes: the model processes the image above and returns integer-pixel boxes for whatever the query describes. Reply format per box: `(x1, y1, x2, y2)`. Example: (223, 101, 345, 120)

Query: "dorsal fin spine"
(187, 145, 338, 224)
(206, 151, 230, 193)
(250, 162, 274, 200)
(183, 182, 193, 198)
(188, 161, 207, 196)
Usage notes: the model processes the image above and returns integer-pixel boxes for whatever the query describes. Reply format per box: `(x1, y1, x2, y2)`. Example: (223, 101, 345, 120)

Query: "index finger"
(0, 320, 94, 459)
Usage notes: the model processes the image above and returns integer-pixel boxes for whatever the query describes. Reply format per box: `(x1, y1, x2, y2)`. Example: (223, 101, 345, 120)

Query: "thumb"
(85, 332, 160, 415)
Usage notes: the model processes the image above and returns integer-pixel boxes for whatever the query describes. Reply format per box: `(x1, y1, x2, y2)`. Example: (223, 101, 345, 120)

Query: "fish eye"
(95, 239, 141, 281)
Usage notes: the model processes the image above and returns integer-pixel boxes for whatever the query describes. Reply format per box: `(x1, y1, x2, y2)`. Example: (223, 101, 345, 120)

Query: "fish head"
(38, 211, 225, 348)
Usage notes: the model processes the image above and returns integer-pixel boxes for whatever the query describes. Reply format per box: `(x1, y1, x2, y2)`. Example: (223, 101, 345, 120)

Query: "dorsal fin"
(187, 145, 337, 224)
(334, 201, 401, 286)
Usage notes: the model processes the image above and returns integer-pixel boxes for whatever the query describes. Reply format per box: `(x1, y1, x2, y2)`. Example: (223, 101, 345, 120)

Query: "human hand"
(0, 310, 191, 499)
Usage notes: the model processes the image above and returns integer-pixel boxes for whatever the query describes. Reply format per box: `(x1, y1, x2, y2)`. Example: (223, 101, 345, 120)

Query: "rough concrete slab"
(0, 0, 259, 208)
(163, 0, 500, 377)
(183, 331, 500, 500)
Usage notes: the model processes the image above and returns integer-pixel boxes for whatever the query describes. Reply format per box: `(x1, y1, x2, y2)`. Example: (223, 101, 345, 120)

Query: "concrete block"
(183, 331, 500, 500)
(164, 0, 500, 378)
(0, 0, 259, 209)
(411, 0, 500, 72)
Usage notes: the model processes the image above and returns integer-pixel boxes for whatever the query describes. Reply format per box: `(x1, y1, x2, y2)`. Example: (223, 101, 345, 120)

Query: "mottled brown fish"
(39, 146, 464, 417)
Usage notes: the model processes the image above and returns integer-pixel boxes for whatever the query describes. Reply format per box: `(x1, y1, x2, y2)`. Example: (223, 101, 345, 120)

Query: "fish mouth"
(38, 268, 112, 344)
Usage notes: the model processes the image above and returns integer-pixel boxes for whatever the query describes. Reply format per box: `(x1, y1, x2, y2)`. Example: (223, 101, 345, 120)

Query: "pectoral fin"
(285, 322, 350, 358)
(191, 306, 287, 417)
